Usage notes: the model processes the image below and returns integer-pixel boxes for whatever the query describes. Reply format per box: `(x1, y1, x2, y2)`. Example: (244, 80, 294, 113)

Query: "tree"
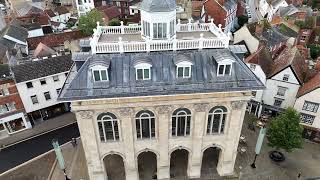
(78, 9, 104, 35)
(267, 108, 303, 153)
(108, 18, 121, 26)
(238, 15, 248, 27)
(307, 44, 320, 59)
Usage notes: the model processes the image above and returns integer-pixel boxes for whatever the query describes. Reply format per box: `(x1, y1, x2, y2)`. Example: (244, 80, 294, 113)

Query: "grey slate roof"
(140, 0, 176, 12)
(11, 54, 73, 83)
(261, 28, 288, 47)
(59, 49, 264, 101)
(4, 22, 28, 43)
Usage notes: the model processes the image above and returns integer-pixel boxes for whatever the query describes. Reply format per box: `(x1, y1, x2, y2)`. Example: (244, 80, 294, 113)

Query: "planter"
(269, 150, 285, 162)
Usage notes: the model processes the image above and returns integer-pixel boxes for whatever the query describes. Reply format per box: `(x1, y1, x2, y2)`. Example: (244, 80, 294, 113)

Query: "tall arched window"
(207, 107, 227, 134)
(97, 113, 119, 142)
(172, 108, 191, 136)
(135, 110, 155, 139)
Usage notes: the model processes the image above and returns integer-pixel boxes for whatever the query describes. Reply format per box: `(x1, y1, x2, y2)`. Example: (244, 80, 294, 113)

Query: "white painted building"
(259, 0, 288, 21)
(59, 0, 264, 180)
(294, 73, 320, 141)
(75, 0, 95, 17)
(11, 55, 73, 125)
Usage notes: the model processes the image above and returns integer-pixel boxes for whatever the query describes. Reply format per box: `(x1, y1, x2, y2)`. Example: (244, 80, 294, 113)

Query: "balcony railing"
(90, 20, 230, 54)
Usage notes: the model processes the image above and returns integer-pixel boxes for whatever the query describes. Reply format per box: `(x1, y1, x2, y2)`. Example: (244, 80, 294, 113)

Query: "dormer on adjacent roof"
(89, 58, 110, 82)
(174, 54, 193, 78)
(134, 58, 152, 80)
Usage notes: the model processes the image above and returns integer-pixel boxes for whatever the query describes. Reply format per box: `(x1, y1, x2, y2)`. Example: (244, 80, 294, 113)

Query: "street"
(0, 123, 80, 174)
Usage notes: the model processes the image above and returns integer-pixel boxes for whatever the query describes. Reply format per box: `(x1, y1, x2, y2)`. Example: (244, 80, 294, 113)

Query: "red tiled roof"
(268, 46, 308, 84)
(44, 9, 56, 17)
(297, 72, 320, 97)
(97, 5, 121, 22)
(55, 6, 69, 15)
(27, 30, 88, 50)
(192, 1, 203, 17)
(245, 45, 274, 76)
(33, 42, 56, 57)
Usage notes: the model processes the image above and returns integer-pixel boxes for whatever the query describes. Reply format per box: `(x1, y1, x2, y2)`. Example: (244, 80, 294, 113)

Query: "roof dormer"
(89, 59, 110, 82)
(134, 58, 152, 80)
(217, 59, 234, 76)
(174, 54, 193, 78)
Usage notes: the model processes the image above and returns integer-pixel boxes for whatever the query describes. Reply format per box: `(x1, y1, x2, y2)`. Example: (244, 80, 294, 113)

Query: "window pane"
(153, 23, 157, 38)
(98, 122, 104, 141)
(136, 119, 141, 138)
(186, 116, 190, 135)
(207, 115, 212, 134)
(225, 65, 231, 75)
(212, 114, 220, 133)
(93, 70, 100, 81)
(172, 117, 176, 136)
(158, 23, 162, 38)
(218, 65, 224, 75)
(105, 121, 114, 140)
(163, 23, 167, 38)
(220, 114, 226, 133)
(184, 67, 190, 77)
(137, 69, 143, 80)
(151, 118, 155, 137)
(113, 121, 119, 140)
(177, 116, 185, 136)
(101, 70, 108, 80)
(141, 119, 150, 138)
(144, 69, 150, 79)
(177, 67, 183, 77)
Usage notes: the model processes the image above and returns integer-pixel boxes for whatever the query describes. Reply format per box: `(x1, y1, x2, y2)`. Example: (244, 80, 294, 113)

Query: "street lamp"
(251, 126, 266, 168)
(52, 139, 71, 180)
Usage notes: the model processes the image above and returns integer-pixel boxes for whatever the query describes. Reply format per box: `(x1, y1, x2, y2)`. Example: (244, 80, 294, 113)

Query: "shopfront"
(0, 112, 31, 139)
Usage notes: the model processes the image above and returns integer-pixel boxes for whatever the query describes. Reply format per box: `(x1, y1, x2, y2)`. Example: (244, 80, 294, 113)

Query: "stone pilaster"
(155, 105, 172, 179)
(217, 101, 246, 176)
(75, 110, 105, 180)
(189, 103, 208, 178)
(118, 107, 139, 180)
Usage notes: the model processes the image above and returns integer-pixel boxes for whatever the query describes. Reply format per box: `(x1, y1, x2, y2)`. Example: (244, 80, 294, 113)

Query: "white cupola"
(140, 0, 177, 40)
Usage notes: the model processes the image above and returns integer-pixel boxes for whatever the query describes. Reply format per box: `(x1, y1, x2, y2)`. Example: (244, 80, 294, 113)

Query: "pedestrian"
(298, 171, 301, 178)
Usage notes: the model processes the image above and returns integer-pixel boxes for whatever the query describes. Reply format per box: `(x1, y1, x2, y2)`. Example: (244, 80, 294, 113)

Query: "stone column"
(75, 110, 105, 180)
(189, 103, 208, 178)
(217, 101, 246, 176)
(155, 105, 172, 179)
(118, 108, 139, 180)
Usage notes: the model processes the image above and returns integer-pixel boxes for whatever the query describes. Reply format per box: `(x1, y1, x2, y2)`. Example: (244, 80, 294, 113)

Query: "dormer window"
(134, 60, 152, 80)
(174, 54, 193, 79)
(217, 64, 232, 76)
(177, 66, 191, 78)
(93, 69, 108, 81)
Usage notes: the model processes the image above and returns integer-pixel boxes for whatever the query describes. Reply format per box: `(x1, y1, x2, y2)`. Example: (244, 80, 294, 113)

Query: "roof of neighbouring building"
(55, 6, 69, 15)
(140, 0, 176, 12)
(97, 5, 121, 21)
(245, 45, 274, 76)
(59, 49, 264, 101)
(204, 0, 237, 14)
(27, 30, 88, 50)
(297, 72, 320, 97)
(0, 64, 11, 79)
(44, 9, 56, 17)
(260, 27, 289, 47)
(4, 21, 28, 43)
(33, 42, 56, 57)
(268, 46, 307, 84)
(11, 54, 73, 83)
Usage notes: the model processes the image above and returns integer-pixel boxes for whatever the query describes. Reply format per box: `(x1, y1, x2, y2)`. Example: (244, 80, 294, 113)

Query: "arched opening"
(103, 154, 125, 180)
(200, 147, 222, 179)
(170, 149, 189, 179)
(138, 151, 157, 180)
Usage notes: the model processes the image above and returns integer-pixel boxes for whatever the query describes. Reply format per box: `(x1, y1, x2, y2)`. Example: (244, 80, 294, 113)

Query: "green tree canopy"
(108, 18, 121, 26)
(78, 9, 104, 35)
(238, 15, 248, 27)
(307, 44, 320, 59)
(267, 108, 303, 153)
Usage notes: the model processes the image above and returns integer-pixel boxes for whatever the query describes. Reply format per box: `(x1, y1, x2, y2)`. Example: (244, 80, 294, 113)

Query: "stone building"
(59, 0, 264, 179)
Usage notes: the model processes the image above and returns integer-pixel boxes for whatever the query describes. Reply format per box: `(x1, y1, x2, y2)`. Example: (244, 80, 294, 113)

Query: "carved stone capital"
(119, 107, 134, 116)
(78, 110, 94, 119)
(155, 105, 173, 114)
(193, 103, 209, 112)
(231, 101, 246, 110)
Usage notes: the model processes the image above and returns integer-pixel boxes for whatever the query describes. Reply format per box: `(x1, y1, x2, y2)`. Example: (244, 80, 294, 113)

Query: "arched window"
(172, 108, 191, 136)
(207, 107, 227, 134)
(135, 110, 155, 139)
(97, 113, 119, 142)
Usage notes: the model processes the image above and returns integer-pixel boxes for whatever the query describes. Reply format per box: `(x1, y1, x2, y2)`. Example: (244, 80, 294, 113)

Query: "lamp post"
(52, 139, 71, 180)
(251, 126, 266, 168)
